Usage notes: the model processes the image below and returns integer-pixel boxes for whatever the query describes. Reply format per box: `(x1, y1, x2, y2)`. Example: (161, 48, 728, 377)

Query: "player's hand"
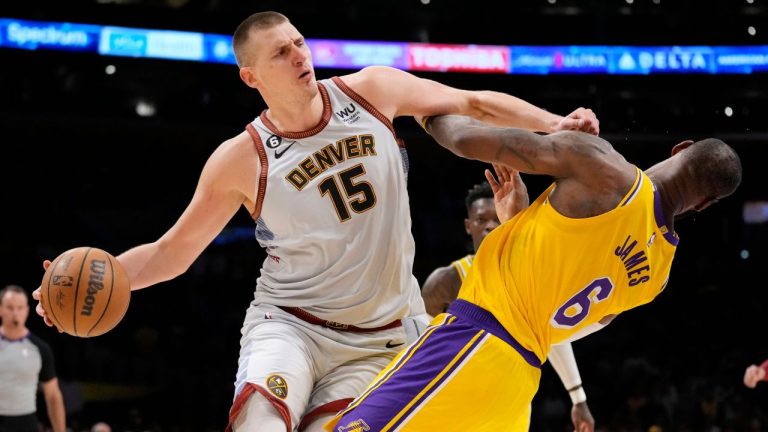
(485, 163, 529, 223)
(744, 364, 766, 388)
(32, 260, 59, 331)
(571, 401, 595, 432)
(555, 107, 600, 135)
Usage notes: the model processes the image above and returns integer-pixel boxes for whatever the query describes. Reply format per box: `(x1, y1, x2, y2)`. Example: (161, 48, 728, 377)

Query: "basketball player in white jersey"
(33, 11, 600, 431)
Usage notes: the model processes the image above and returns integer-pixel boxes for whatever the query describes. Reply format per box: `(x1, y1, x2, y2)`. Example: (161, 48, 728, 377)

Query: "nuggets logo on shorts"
(266, 374, 288, 399)
(337, 419, 370, 432)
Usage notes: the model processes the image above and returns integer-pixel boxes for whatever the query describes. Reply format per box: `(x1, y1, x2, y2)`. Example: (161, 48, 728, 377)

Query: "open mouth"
(299, 71, 311, 79)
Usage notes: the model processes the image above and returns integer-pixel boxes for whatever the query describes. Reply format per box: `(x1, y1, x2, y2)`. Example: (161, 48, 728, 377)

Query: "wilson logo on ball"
(80, 259, 106, 317)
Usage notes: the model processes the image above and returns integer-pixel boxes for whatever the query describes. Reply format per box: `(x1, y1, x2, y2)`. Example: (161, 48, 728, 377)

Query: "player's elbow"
(155, 239, 198, 280)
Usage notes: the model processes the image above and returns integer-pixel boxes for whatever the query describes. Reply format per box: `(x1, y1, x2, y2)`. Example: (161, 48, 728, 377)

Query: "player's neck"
(264, 88, 324, 132)
(651, 180, 681, 233)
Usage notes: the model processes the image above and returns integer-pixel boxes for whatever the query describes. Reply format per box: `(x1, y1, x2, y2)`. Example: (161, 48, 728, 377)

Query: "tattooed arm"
(424, 115, 619, 176)
(423, 115, 637, 217)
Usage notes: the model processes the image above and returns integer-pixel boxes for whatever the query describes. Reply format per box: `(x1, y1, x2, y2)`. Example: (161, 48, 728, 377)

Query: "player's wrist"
(420, 116, 433, 134)
(568, 384, 587, 404)
(546, 115, 563, 134)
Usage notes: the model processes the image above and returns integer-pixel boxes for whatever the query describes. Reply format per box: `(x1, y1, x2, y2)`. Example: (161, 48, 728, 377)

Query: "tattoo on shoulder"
(562, 133, 609, 158)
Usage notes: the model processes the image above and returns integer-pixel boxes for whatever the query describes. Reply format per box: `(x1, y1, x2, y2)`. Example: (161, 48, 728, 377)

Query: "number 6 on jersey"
(551, 277, 614, 328)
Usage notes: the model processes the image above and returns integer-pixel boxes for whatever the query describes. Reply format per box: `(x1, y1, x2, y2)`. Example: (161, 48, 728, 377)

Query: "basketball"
(39, 247, 131, 337)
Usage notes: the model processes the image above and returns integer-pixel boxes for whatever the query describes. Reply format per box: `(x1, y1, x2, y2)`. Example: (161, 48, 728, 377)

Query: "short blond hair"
(232, 11, 289, 67)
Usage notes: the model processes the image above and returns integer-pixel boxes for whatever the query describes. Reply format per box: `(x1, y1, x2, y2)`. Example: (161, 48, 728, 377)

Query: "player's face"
(245, 22, 317, 96)
(0, 291, 29, 328)
(465, 198, 500, 252)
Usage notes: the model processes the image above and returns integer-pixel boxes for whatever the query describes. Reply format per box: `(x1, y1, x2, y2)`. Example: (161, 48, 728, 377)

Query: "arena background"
(1, 0, 767, 430)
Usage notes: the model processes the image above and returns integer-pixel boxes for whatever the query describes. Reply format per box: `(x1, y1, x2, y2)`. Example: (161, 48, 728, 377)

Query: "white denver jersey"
(245, 77, 424, 327)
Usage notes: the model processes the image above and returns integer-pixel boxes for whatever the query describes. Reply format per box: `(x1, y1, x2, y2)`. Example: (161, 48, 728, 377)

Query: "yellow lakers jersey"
(451, 254, 474, 282)
(458, 168, 677, 362)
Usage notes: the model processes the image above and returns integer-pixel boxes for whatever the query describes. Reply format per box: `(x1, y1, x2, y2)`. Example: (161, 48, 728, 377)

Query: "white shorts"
(229, 303, 412, 431)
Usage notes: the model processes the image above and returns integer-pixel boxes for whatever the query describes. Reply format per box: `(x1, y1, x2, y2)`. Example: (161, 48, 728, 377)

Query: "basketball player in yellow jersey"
(421, 180, 595, 432)
(328, 116, 741, 431)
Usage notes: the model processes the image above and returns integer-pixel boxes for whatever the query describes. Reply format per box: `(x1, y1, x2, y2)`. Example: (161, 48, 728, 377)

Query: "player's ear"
(239, 67, 261, 90)
(464, 218, 471, 235)
(671, 139, 694, 156)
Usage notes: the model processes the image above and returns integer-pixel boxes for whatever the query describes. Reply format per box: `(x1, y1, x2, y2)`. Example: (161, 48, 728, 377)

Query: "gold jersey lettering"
(285, 135, 377, 191)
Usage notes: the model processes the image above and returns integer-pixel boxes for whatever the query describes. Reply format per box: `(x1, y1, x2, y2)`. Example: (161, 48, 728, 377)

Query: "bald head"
(683, 138, 742, 200)
(232, 11, 289, 67)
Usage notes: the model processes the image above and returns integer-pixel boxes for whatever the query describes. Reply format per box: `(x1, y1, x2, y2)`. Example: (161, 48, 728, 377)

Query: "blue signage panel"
(0, 18, 100, 52)
(2, 18, 768, 75)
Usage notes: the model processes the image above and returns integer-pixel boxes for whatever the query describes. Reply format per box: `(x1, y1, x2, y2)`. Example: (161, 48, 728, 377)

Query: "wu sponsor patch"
(337, 419, 370, 432)
(266, 374, 288, 399)
(335, 103, 360, 124)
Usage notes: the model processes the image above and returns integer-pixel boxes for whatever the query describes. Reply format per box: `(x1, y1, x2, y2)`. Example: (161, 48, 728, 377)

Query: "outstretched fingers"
(485, 169, 500, 193)
(34, 259, 56, 328)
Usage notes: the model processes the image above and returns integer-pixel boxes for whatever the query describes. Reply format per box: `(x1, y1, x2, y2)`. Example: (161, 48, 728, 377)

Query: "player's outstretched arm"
(548, 343, 595, 432)
(33, 133, 258, 326)
(424, 115, 606, 178)
(345, 66, 599, 134)
(116, 135, 256, 290)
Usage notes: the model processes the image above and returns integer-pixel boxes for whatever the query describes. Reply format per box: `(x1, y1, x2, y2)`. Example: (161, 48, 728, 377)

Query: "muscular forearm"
(470, 90, 561, 133)
(425, 116, 546, 173)
(118, 241, 190, 290)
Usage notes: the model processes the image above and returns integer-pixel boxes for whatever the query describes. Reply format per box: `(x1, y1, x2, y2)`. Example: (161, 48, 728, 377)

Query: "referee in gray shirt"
(0, 285, 66, 432)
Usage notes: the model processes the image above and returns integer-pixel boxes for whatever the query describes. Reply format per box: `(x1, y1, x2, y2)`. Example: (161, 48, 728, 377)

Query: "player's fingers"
(484, 169, 499, 192)
(560, 118, 583, 131)
(590, 117, 600, 135)
(491, 164, 505, 184)
(43, 259, 51, 270)
(493, 163, 510, 183)
(32, 288, 41, 300)
(501, 165, 513, 183)
(36, 303, 53, 327)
